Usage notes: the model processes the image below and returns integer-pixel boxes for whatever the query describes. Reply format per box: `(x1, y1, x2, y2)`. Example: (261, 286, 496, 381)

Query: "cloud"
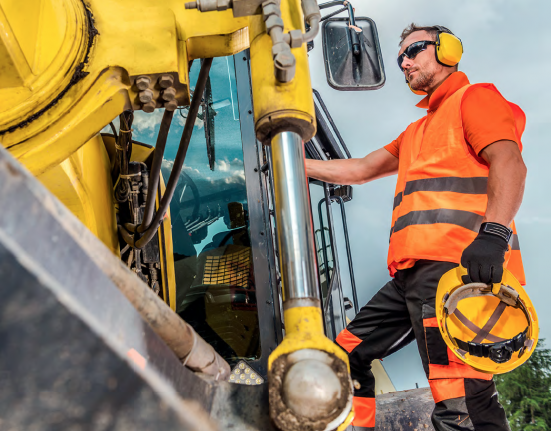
(184, 166, 201, 176)
(133, 110, 164, 137)
(161, 159, 202, 177)
(214, 157, 241, 172)
(162, 156, 245, 188)
(216, 159, 230, 172)
(223, 169, 245, 185)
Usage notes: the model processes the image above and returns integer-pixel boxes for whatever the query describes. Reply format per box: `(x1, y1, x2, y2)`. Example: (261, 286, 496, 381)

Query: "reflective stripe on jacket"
(388, 83, 526, 284)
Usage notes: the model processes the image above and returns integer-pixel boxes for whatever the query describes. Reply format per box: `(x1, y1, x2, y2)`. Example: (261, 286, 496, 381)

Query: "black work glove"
(460, 222, 511, 285)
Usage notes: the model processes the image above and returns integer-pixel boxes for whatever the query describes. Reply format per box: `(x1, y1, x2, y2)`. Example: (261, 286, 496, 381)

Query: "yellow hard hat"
(436, 266, 539, 374)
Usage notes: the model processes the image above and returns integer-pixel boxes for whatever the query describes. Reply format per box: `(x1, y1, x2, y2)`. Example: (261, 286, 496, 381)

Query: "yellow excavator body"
(0, 0, 356, 429)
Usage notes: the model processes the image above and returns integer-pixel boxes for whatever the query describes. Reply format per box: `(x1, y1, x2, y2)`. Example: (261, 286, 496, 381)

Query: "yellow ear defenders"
(433, 25, 463, 67)
(406, 78, 428, 96)
(404, 26, 464, 95)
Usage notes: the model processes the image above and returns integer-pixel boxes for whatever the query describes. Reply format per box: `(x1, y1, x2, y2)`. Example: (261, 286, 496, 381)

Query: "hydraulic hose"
(138, 109, 174, 233)
(120, 58, 213, 249)
(302, 16, 320, 43)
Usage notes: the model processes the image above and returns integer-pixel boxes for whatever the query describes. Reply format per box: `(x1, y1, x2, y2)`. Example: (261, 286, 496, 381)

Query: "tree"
(495, 339, 551, 431)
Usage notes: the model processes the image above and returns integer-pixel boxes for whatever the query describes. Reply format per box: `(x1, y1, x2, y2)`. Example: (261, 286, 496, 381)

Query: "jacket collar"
(415, 71, 470, 111)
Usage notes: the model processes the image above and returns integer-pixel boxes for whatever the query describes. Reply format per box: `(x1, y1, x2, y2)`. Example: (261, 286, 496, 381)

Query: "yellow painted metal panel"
(91, 3, 179, 77)
(175, 7, 248, 41)
(1, 0, 69, 74)
(0, 0, 251, 157)
(6, 71, 130, 176)
(0, 0, 88, 124)
(37, 134, 119, 254)
(0, 5, 32, 87)
(0, 0, 42, 72)
(158, 173, 177, 311)
(35, 0, 68, 73)
(186, 27, 250, 60)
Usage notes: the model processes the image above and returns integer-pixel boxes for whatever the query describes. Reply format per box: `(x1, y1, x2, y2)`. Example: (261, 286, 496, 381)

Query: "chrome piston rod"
(270, 131, 320, 307)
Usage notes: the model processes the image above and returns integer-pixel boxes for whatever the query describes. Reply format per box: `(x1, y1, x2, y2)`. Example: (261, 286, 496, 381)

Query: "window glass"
(131, 57, 261, 363)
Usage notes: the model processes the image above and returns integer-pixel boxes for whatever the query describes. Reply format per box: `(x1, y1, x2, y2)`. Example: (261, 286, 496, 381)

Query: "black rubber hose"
(118, 224, 136, 248)
(109, 122, 118, 139)
(120, 58, 213, 249)
(138, 109, 174, 233)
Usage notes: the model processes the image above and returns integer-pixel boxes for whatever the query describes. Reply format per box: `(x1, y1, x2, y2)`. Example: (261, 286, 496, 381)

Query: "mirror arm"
(317, 0, 360, 55)
(319, 0, 347, 10)
(320, 6, 347, 22)
(346, 1, 361, 56)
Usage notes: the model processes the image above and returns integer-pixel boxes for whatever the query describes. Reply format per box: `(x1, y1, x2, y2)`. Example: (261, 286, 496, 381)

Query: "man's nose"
(401, 56, 414, 71)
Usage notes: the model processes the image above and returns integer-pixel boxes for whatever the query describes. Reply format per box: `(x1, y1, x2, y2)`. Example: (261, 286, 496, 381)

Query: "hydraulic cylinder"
(267, 131, 353, 431)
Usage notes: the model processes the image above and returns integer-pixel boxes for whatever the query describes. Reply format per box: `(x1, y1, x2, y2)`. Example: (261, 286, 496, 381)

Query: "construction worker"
(305, 24, 527, 430)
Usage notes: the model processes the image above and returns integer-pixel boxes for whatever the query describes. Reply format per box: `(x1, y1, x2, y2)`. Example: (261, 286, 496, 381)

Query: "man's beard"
(410, 69, 435, 92)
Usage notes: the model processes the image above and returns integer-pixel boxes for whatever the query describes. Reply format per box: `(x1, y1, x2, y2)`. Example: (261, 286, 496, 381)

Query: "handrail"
(317, 193, 360, 317)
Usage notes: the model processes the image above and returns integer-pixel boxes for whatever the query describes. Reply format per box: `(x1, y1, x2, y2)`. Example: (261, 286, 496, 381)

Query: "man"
(305, 24, 527, 430)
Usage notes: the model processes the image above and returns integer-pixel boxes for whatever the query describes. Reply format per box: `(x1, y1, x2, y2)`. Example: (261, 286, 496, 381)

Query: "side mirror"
(322, 17, 386, 91)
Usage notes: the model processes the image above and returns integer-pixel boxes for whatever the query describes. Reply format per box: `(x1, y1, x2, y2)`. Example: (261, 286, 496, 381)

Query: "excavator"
(0, 0, 434, 429)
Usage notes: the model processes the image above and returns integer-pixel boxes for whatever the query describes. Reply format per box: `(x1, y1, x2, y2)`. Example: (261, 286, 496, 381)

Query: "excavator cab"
(114, 52, 360, 376)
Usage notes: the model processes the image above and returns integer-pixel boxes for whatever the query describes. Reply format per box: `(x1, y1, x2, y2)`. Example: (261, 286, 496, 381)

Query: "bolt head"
(274, 51, 295, 83)
(158, 74, 174, 89)
(274, 51, 295, 69)
(265, 15, 284, 31)
(215, 0, 230, 11)
(139, 89, 154, 104)
(164, 100, 178, 111)
(162, 87, 177, 101)
(142, 101, 156, 113)
(271, 42, 287, 58)
(288, 29, 303, 48)
(135, 76, 151, 91)
(262, 3, 279, 20)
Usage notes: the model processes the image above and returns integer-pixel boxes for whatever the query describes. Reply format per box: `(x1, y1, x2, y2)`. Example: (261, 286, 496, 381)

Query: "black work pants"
(336, 260, 510, 431)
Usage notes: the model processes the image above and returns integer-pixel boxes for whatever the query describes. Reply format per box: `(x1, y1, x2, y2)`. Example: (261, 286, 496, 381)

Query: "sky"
(307, 0, 551, 390)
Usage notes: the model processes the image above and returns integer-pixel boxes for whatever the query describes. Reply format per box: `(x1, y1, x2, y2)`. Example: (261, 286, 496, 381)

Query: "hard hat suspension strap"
(443, 283, 533, 364)
(470, 302, 507, 344)
(452, 309, 507, 343)
(454, 328, 529, 364)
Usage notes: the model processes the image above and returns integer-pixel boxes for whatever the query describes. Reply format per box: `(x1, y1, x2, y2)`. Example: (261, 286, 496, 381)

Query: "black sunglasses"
(397, 40, 436, 71)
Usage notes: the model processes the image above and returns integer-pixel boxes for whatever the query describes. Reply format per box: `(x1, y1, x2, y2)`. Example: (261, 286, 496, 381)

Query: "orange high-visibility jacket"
(388, 83, 526, 284)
